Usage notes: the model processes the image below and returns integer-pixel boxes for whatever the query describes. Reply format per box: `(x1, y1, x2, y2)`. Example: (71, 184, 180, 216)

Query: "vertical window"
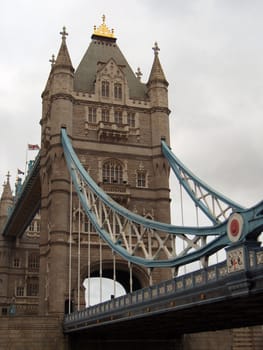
(13, 258, 20, 268)
(102, 160, 123, 184)
(28, 253, 40, 272)
(137, 171, 147, 188)
(102, 81, 110, 97)
(127, 112, 136, 127)
(74, 211, 82, 232)
(27, 278, 39, 296)
(36, 221, 40, 232)
(114, 110, 123, 125)
(114, 83, 122, 99)
(88, 107, 97, 123)
(101, 109, 110, 122)
(16, 286, 24, 297)
(84, 218, 95, 233)
(29, 222, 35, 232)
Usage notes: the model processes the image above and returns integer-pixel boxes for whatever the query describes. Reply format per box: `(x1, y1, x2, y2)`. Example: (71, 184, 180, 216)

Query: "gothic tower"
(39, 17, 171, 315)
(0, 174, 13, 310)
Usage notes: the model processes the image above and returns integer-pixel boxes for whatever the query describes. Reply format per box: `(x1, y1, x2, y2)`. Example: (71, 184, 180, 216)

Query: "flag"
(17, 169, 24, 175)
(28, 144, 39, 150)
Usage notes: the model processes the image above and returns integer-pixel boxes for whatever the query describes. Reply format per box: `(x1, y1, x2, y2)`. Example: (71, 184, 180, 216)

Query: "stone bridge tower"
(39, 17, 171, 315)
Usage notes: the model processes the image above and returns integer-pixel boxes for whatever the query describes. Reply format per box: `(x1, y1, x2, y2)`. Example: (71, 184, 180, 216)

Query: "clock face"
(227, 213, 243, 243)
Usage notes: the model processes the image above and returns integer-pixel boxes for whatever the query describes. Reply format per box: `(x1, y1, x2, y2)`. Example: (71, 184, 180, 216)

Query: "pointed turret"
(40, 27, 74, 148)
(147, 42, 169, 108)
(148, 42, 168, 85)
(147, 43, 170, 147)
(0, 172, 14, 231)
(54, 27, 74, 69)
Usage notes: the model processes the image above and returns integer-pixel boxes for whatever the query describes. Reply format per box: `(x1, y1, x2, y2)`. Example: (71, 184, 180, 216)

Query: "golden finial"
(93, 15, 115, 39)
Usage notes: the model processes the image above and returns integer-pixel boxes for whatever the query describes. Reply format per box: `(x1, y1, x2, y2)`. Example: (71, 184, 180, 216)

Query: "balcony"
(97, 121, 129, 141)
(99, 181, 130, 205)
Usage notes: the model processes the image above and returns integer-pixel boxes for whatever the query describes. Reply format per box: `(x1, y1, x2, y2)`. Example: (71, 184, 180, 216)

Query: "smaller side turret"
(147, 42, 169, 108)
(40, 27, 74, 150)
(147, 42, 170, 147)
(0, 173, 13, 232)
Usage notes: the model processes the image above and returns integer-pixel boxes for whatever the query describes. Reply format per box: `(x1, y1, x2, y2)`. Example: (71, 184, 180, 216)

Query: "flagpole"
(25, 144, 28, 176)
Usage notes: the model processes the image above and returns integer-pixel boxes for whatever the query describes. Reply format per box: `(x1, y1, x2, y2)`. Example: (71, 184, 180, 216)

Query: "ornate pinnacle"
(135, 67, 143, 80)
(152, 42, 160, 56)
(93, 15, 115, 39)
(49, 54, 56, 67)
(60, 26, 68, 41)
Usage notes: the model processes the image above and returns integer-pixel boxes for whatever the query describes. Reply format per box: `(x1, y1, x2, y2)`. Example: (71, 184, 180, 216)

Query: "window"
(16, 286, 24, 297)
(13, 258, 20, 268)
(36, 221, 40, 232)
(28, 253, 39, 272)
(27, 278, 39, 296)
(127, 112, 136, 127)
(2, 308, 7, 316)
(114, 110, 123, 125)
(114, 83, 122, 99)
(88, 107, 97, 123)
(102, 81, 110, 97)
(103, 160, 123, 184)
(84, 218, 95, 233)
(101, 109, 110, 122)
(137, 171, 147, 188)
(29, 222, 35, 232)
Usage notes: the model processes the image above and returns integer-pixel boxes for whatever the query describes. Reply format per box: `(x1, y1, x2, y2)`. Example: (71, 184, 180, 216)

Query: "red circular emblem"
(230, 219, 239, 236)
(227, 213, 243, 243)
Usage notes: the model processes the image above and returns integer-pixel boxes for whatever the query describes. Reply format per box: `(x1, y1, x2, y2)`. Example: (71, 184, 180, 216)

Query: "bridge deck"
(2, 154, 40, 237)
(64, 249, 263, 339)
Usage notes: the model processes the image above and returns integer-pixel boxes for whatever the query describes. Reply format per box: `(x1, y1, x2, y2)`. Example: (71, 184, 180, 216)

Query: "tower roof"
(1, 172, 13, 201)
(147, 42, 168, 86)
(74, 17, 147, 99)
(54, 27, 74, 71)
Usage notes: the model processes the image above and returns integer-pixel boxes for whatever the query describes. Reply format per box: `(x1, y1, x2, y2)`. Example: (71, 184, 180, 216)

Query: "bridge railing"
(64, 245, 263, 331)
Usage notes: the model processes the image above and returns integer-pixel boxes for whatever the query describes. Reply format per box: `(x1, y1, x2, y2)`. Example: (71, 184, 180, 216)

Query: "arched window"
(114, 83, 122, 99)
(102, 81, 110, 97)
(102, 160, 123, 184)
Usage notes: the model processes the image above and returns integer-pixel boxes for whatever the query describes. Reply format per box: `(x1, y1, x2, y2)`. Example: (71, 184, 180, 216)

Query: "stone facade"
(0, 18, 262, 350)
(39, 20, 171, 316)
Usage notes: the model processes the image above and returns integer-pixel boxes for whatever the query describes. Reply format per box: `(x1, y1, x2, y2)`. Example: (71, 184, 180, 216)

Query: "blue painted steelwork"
(161, 140, 244, 224)
(61, 129, 263, 268)
(2, 153, 40, 237)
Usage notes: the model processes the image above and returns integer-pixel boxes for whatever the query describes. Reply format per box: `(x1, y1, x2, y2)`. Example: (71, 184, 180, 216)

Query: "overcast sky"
(1, 0, 263, 221)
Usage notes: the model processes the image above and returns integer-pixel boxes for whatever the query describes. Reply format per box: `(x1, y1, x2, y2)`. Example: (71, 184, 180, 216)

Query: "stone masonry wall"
(0, 316, 68, 350)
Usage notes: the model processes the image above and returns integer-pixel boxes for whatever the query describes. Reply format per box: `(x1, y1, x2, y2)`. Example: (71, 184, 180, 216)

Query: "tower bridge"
(0, 16, 263, 350)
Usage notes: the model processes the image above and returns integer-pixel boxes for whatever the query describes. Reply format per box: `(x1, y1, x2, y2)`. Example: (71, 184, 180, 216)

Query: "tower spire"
(54, 26, 73, 69)
(147, 42, 168, 85)
(1, 172, 13, 202)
